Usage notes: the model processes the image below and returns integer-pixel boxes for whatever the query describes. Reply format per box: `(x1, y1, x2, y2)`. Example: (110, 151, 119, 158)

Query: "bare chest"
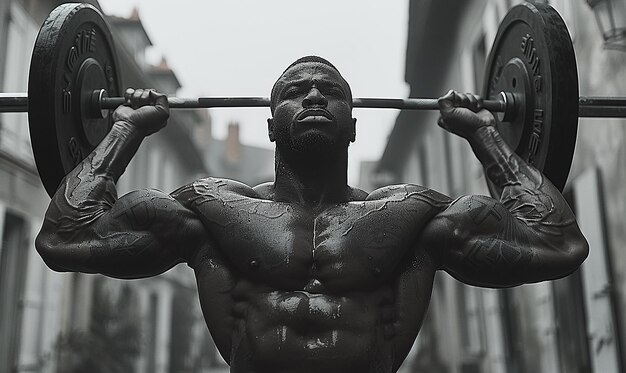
(184, 183, 444, 291)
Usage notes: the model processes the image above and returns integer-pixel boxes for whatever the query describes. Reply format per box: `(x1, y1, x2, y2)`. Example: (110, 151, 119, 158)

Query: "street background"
(1, 1, 626, 373)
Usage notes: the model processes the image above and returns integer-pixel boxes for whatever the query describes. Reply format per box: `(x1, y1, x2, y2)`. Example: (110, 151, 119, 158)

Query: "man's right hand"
(112, 88, 170, 136)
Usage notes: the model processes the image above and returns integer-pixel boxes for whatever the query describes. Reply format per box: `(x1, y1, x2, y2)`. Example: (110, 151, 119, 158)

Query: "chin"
(293, 131, 334, 150)
(274, 138, 344, 166)
(292, 131, 349, 158)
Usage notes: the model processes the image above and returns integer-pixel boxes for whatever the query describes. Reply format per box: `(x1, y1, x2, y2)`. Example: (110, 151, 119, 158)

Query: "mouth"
(295, 109, 335, 124)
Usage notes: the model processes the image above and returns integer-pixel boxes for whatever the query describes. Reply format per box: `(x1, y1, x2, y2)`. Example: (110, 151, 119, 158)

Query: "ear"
(350, 118, 356, 142)
(267, 118, 275, 142)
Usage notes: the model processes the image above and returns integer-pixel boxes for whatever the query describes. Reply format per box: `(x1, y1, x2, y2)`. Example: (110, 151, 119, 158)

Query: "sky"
(99, 0, 410, 184)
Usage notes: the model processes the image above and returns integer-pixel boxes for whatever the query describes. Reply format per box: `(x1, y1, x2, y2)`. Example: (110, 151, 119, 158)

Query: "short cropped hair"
(270, 56, 352, 114)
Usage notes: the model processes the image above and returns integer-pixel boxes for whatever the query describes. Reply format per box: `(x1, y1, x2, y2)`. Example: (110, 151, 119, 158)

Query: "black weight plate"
(28, 3, 121, 197)
(483, 2, 578, 198)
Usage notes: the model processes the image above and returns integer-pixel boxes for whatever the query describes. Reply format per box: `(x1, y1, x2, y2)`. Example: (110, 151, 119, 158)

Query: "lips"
(295, 109, 335, 124)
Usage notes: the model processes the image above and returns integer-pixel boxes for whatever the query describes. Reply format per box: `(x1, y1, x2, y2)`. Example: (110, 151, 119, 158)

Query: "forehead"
(279, 62, 346, 86)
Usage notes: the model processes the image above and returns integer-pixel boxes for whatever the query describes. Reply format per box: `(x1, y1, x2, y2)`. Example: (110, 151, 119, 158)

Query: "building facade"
(370, 1, 626, 372)
(1, 2, 71, 372)
(0, 1, 238, 372)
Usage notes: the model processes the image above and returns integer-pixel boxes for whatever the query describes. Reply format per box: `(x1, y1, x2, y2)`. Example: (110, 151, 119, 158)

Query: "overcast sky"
(99, 0, 410, 184)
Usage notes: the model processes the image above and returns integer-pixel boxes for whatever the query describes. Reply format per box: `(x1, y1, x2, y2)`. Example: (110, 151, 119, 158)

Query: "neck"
(273, 147, 349, 206)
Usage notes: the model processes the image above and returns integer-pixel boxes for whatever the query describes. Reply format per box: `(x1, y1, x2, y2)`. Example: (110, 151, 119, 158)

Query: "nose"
(302, 86, 328, 108)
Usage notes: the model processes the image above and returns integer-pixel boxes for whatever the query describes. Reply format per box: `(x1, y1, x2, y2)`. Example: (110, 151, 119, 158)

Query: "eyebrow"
(279, 78, 347, 96)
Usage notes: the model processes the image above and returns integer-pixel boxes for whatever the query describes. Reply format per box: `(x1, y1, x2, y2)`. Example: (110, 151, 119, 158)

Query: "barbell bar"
(5, 91, 510, 112)
(3, 90, 626, 118)
(0, 91, 507, 112)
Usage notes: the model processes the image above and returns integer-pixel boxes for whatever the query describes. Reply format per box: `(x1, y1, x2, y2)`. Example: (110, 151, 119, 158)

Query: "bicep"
(37, 189, 206, 279)
(421, 195, 582, 287)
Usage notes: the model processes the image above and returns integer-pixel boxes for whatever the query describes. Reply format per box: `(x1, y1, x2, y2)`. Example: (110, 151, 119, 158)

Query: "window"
(459, 286, 486, 355)
(0, 3, 37, 161)
(473, 33, 488, 94)
(551, 190, 591, 373)
(146, 293, 158, 373)
(574, 168, 622, 372)
(499, 289, 526, 373)
(0, 212, 28, 373)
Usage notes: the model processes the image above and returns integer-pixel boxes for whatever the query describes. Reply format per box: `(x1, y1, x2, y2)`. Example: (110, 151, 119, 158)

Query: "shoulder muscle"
(367, 184, 452, 207)
(172, 177, 259, 207)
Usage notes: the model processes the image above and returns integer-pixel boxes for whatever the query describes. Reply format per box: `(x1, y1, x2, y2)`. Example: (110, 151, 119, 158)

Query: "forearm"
(468, 125, 571, 225)
(65, 121, 143, 203)
(40, 121, 144, 241)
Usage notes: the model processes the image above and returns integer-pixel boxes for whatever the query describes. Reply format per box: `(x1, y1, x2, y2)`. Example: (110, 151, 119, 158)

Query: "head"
(268, 56, 356, 162)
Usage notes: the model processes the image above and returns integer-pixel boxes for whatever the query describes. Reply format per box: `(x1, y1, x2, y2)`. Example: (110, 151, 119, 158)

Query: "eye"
(282, 87, 301, 99)
(327, 87, 345, 98)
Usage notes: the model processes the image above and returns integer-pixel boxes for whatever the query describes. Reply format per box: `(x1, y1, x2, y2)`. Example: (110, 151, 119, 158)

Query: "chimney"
(157, 56, 169, 70)
(129, 7, 140, 21)
(226, 122, 240, 163)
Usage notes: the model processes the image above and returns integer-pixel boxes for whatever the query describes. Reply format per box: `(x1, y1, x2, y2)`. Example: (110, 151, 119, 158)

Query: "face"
(268, 62, 356, 158)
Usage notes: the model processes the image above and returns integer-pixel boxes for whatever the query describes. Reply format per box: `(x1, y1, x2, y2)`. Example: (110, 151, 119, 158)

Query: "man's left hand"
(437, 90, 496, 139)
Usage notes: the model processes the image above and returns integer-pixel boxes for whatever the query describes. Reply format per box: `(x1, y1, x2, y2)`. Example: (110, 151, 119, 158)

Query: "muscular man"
(36, 56, 588, 373)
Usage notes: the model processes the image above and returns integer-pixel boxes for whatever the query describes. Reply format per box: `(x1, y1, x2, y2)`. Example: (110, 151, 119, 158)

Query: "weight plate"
(482, 2, 578, 198)
(28, 3, 121, 197)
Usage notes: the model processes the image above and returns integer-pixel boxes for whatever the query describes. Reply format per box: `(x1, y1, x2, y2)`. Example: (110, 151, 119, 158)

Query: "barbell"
(0, 2, 624, 198)
(4, 90, 626, 116)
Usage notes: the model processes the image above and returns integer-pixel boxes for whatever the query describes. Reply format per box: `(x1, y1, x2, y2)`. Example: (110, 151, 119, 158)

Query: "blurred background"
(1, 0, 626, 372)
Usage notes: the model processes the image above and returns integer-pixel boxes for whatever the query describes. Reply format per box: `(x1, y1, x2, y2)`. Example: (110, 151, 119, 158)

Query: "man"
(36, 56, 588, 373)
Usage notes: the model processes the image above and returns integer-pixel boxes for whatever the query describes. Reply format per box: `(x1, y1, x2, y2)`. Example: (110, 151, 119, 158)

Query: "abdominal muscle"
(229, 283, 393, 373)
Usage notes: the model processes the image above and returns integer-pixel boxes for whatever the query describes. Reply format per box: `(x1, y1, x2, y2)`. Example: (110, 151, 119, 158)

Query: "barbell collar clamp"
(498, 91, 516, 122)
(89, 89, 109, 119)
